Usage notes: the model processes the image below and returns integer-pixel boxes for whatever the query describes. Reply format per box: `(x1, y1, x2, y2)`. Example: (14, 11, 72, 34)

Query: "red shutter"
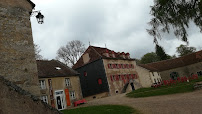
(119, 64, 122, 69)
(121, 75, 125, 80)
(131, 74, 135, 79)
(126, 74, 130, 80)
(98, 79, 102, 85)
(116, 75, 119, 81)
(110, 75, 113, 82)
(108, 64, 110, 69)
(132, 64, 134, 68)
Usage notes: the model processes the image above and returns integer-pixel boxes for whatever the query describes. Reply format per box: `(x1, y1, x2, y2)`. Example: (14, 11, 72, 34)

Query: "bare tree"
(56, 40, 86, 66)
(34, 44, 43, 60)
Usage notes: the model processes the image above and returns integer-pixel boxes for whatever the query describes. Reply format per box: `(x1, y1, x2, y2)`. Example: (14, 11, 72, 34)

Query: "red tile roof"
(139, 50, 202, 72)
(72, 46, 135, 69)
(37, 60, 79, 78)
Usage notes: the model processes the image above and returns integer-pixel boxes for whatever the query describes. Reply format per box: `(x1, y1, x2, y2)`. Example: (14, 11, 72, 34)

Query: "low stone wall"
(194, 82, 202, 90)
(0, 76, 62, 114)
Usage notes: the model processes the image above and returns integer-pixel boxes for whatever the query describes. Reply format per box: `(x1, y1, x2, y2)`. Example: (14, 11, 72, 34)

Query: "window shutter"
(98, 78, 102, 85)
(119, 64, 122, 69)
(110, 75, 113, 82)
(108, 64, 111, 69)
(126, 74, 130, 80)
(116, 75, 119, 81)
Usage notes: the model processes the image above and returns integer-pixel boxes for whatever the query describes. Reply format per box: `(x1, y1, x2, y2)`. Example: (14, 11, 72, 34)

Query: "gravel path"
(81, 90, 202, 114)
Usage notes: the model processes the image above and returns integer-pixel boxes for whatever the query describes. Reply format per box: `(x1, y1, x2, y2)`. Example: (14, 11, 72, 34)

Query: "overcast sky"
(31, 0, 202, 60)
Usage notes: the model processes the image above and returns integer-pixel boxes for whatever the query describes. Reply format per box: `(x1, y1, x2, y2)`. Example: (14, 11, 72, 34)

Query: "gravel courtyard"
(83, 90, 202, 114)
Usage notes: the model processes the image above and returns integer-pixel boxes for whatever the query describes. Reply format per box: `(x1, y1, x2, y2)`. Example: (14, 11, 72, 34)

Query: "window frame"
(70, 91, 76, 100)
(41, 95, 48, 104)
(39, 80, 46, 90)
(65, 78, 71, 87)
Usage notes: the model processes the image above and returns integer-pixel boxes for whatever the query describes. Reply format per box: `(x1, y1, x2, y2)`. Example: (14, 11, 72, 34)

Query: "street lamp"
(36, 12, 44, 24)
(31, 11, 44, 24)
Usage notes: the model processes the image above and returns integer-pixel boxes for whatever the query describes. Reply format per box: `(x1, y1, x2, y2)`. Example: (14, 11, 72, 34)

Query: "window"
(121, 75, 125, 80)
(41, 95, 48, 104)
(126, 64, 129, 69)
(197, 71, 202, 76)
(39, 80, 46, 89)
(70, 91, 76, 99)
(154, 79, 157, 84)
(113, 75, 116, 81)
(65, 78, 71, 87)
(121, 64, 123, 69)
(98, 78, 102, 85)
(116, 64, 119, 69)
(170, 72, 179, 80)
(84, 71, 87, 76)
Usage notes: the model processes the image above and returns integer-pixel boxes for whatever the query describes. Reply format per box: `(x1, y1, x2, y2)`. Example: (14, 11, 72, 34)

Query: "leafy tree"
(140, 52, 160, 64)
(155, 44, 171, 60)
(34, 44, 43, 60)
(148, 0, 202, 43)
(176, 44, 196, 56)
(56, 40, 86, 66)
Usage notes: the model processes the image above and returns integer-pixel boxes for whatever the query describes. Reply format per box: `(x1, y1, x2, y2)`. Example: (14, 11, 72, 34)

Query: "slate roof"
(37, 60, 79, 78)
(73, 46, 135, 69)
(139, 50, 202, 72)
(27, 0, 35, 9)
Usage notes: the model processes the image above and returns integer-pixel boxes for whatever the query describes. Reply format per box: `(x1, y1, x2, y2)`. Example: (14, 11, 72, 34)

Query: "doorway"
(130, 82, 135, 90)
(55, 90, 66, 110)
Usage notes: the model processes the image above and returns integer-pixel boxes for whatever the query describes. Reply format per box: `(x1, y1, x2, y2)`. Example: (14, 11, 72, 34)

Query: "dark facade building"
(73, 46, 141, 100)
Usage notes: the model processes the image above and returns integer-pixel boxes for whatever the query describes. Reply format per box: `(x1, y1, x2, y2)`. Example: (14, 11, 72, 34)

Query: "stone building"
(139, 50, 202, 80)
(73, 46, 142, 100)
(37, 60, 83, 110)
(136, 65, 162, 87)
(0, 0, 39, 95)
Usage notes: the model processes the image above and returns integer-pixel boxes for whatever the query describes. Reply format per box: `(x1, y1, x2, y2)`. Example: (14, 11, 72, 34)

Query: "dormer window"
(125, 53, 130, 59)
(121, 52, 125, 59)
(55, 67, 61, 70)
(103, 49, 109, 57)
(111, 51, 115, 58)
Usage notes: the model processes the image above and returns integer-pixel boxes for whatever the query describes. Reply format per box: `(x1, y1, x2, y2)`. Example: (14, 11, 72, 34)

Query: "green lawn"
(127, 76, 202, 98)
(61, 105, 141, 114)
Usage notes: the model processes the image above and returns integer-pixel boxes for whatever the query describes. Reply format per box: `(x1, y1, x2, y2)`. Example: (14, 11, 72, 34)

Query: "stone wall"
(0, 76, 61, 114)
(136, 65, 153, 87)
(160, 62, 202, 80)
(0, 0, 40, 95)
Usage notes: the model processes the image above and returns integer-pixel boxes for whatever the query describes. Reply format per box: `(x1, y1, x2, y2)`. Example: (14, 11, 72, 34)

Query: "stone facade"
(103, 59, 141, 96)
(136, 65, 153, 87)
(0, 76, 61, 114)
(160, 62, 202, 80)
(0, 0, 40, 95)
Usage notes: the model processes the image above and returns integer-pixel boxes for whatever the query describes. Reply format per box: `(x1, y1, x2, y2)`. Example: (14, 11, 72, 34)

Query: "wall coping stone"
(0, 76, 63, 114)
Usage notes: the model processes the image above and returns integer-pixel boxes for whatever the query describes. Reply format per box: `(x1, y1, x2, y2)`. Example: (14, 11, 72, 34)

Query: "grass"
(127, 76, 202, 98)
(61, 105, 141, 114)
